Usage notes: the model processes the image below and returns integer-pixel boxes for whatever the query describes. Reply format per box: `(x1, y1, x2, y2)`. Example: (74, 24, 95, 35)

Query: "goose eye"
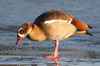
(19, 30, 24, 34)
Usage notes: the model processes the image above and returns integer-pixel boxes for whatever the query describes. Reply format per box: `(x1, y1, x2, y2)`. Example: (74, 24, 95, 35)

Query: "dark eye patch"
(19, 30, 24, 34)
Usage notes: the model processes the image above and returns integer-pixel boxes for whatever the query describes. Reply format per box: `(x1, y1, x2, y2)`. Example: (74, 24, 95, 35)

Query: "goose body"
(16, 10, 92, 59)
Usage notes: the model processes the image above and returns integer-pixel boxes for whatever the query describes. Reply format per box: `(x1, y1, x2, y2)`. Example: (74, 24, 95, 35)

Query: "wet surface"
(0, 55, 100, 66)
(0, 0, 100, 66)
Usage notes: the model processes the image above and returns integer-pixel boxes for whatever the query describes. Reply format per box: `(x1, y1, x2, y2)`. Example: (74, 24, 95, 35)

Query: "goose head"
(16, 23, 33, 45)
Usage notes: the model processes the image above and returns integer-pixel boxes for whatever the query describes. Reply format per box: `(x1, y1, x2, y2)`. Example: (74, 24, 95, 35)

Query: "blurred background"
(0, 0, 100, 66)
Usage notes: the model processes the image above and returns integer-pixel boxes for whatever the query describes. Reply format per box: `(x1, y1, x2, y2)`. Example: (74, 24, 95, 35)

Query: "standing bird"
(16, 10, 92, 59)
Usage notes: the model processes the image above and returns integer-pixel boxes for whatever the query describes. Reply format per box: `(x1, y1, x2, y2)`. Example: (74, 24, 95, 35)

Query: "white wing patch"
(68, 18, 73, 24)
(44, 18, 73, 24)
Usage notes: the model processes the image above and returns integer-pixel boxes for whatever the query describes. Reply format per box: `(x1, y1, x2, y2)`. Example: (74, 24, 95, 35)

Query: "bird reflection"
(53, 57, 59, 66)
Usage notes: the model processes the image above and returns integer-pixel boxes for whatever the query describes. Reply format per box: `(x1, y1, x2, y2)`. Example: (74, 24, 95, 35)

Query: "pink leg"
(44, 40, 59, 59)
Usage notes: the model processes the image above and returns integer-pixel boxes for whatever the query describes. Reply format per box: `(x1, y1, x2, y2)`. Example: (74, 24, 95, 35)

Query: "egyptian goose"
(16, 10, 92, 59)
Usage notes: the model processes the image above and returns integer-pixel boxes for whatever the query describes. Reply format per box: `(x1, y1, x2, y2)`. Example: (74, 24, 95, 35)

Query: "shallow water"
(0, 0, 100, 66)
(0, 55, 100, 66)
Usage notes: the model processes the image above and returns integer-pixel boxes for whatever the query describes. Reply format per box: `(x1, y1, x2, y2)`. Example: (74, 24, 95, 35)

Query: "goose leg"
(44, 40, 59, 59)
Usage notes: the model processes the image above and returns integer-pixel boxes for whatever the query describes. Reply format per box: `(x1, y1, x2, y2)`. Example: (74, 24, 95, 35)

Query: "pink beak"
(16, 36, 23, 45)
